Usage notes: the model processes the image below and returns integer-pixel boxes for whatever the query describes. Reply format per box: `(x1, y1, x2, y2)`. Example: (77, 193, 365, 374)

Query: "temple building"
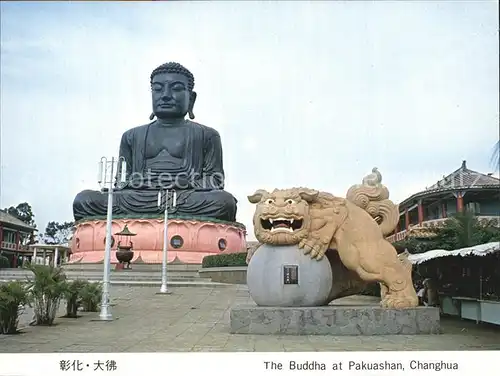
(0, 210, 37, 267)
(387, 160, 500, 243)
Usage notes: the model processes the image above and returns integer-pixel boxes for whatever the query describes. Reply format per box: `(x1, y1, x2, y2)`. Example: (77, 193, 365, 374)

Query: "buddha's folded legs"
(73, 188, 238, 222)
(175, 190, 238, 222)
(73, 190, 119, 221)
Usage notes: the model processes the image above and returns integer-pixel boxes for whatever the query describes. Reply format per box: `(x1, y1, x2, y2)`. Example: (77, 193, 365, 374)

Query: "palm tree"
(26, 264, 67, 326)
(435, 211, 500, 250)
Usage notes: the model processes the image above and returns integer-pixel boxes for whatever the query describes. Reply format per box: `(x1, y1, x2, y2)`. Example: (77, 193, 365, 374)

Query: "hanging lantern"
(114, 224, 136, 269)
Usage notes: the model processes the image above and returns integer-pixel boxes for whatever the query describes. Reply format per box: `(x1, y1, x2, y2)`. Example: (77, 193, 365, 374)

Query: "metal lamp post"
(97, 156, 127, 321)
(157, 189, 177, 294)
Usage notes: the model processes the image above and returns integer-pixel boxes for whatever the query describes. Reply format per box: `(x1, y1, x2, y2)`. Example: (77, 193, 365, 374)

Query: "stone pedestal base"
(69, 217, 246, 264)
(230, 305, 440, 335)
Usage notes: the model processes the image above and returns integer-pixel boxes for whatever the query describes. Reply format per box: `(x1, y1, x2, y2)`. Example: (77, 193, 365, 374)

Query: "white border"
(0, 351, 497, 376)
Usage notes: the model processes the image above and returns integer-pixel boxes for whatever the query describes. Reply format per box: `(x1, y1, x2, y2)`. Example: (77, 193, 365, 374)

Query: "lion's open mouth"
(260, 217, 303, 232)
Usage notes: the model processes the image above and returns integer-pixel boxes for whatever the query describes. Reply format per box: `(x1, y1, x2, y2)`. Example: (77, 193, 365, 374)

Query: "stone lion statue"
(246, 168, 418, 309)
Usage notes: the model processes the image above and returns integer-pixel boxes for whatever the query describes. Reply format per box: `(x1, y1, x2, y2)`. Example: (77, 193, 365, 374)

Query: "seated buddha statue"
(73, 62, 238, 222)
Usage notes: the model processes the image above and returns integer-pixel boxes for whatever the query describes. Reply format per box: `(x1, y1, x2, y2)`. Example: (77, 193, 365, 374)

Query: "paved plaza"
(1, 286, 499, 352)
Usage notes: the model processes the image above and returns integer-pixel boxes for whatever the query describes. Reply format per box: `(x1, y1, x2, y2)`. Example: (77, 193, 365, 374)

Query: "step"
(0, 270, 199, 275)
(62, 263, 201, 272)
(0, 278, 232, 288)
(0, 272, 209, 282)
(0, 277, 213, 283)
(86, 280, 234, 288)
(0, 270, 201, 277)
(64, 272, 200, 278)
(64, 270, 199, 278)
(0, 277, 205, 283)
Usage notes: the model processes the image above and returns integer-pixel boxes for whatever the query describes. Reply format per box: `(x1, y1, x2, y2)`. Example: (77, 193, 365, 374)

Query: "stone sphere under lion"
(246, 244, 333, 307)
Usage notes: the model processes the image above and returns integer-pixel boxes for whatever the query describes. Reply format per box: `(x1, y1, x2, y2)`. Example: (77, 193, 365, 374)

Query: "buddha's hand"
(112, 180, 128, 190)
(173, 175, 191, 189)
(115, 181, 128, 190)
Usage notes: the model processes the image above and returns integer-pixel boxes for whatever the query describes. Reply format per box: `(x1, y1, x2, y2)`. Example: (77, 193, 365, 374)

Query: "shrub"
(0, 281, 29, 334)
(63, 280, 88, 318)
(79, 282, 102, 312)
(393, 238, 440, 255)
(395, 212, 500, 254)
(26, 264, 67, 326)
(202, 252, 248, 268)
(0, 255, 10, 269)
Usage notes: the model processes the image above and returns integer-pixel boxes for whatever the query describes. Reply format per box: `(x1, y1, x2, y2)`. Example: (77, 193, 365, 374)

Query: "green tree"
(3, 202, 36, 228)
(434, 211, 500, 250)
(395, 211, 500, 253)
(26, 264, 67, 326)
(393, 237, 441, 254)
(42, 221, 75, 245)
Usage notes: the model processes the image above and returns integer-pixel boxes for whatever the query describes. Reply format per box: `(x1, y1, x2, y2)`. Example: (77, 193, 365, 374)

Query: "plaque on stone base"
(283, 265, 298, 285)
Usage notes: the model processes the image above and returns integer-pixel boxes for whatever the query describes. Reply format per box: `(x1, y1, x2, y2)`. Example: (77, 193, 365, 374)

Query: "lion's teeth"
(269, 218, 274, 224)
(290, 219, 294, 224)
(270, 228, 294, 233)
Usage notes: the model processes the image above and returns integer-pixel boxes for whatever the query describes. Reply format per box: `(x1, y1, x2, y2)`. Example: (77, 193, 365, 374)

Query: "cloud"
(0, 1, 498, 240)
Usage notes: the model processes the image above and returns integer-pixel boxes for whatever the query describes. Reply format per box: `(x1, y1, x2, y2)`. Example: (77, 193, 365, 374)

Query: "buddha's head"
(150, 62, 197, 120)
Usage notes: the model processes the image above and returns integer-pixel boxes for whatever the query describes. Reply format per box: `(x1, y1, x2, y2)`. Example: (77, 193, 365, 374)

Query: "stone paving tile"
(1, 285, 499, 353)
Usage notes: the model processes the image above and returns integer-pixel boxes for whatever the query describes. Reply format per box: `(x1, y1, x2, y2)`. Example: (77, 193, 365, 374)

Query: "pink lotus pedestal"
(69, 218, 247, 264)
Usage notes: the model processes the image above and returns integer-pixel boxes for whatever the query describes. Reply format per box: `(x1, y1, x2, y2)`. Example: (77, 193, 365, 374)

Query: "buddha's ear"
(248, 189, 269, 204)
(188, 91, 197, 120)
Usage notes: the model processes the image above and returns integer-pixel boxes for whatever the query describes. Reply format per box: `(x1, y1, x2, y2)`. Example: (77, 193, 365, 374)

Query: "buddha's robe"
(73, 120, 238, 222)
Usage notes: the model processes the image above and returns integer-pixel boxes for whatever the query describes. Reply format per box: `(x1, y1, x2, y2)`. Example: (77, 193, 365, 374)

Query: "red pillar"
(442, 202, 447, 218)
(13, 231, 21, 268)
(405, 209, 410, 230)
(417, 201, 424, 225)
(0, 224, 3, 246)
(456, 194, 464, 213)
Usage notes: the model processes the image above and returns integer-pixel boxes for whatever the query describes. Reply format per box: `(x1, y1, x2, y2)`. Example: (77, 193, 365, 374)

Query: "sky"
(0, 1, 498, 240)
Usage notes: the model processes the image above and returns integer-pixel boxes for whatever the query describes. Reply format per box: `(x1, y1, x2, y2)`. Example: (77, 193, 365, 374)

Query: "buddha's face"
(151, 72, 191, 119)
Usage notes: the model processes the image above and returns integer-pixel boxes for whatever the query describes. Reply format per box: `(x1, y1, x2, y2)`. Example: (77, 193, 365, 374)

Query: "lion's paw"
(298, 238, 327, 260)
(380, 294, 418, 309)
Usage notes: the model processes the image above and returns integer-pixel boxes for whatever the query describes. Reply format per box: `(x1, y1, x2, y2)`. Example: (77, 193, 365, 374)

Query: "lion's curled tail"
(345, 168, 399, 236)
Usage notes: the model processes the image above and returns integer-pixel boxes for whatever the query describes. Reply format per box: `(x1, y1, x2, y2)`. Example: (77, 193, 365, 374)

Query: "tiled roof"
(399, 160, 499, 206)
(0, 210, 36, 231)
(426, 160, 499, 191)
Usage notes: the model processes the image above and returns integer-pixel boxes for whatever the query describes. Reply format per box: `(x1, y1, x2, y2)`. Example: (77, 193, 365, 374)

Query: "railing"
(0, 242, 29, 251)
(386, 231, 407, 243)
(386, 215, 500, 243)
(1, 241, 18, 250)
(420, 216, 499, 227)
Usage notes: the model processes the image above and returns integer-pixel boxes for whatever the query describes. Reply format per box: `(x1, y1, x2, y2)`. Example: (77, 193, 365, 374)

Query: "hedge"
(202, 252, 247, 268)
